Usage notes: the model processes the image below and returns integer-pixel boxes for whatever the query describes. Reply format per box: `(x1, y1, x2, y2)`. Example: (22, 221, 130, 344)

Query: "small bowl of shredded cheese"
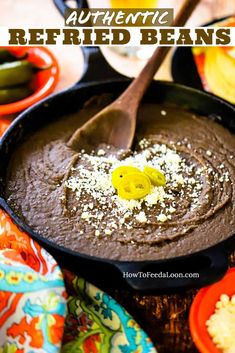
(189, 268, 235, 353)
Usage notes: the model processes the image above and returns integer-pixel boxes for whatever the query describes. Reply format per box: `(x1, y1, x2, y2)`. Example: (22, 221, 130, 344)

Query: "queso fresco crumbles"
(5, 95, 235, 261)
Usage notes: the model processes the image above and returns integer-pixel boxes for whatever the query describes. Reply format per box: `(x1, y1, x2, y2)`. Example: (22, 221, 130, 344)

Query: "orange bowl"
(189, 268, 235, 353)
(0, 116, 12, 137)
(0, 46, 59, 116)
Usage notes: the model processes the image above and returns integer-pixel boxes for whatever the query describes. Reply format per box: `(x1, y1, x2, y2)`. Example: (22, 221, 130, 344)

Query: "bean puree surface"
(5, 96, 235, 260)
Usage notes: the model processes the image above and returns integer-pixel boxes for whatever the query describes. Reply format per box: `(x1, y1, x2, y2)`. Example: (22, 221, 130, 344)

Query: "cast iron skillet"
(1, 0, 235, 292)
(0, 44, 235, 294)
(171, 16, 233, 92)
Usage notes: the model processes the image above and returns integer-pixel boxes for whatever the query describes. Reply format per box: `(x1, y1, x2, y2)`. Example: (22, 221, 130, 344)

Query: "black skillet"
(0, 7, 235, 295)
(171, 16, 233, 92)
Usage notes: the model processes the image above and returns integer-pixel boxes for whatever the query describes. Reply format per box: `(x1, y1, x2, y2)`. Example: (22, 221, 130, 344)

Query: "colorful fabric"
(62, 271, 156, 353)
(0, 209, 157, 353)
(0, 210, 67, 353)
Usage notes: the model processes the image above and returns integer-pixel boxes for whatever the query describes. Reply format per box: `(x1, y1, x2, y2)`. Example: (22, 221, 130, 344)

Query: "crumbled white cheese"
(97, 213, 104, 220)
(168, 206, 176, 214)
(104, 229, 112, 235)
(145, 187, 166, 205)
(81, 212, 90, 220)
(97, 149, 106, 156)
(135, 211, 147, 223)
(188, 177, 196, 185)
(63, 138, 211, 237)
(174, 174, 184, 185)
(206, 294, 235, 353)
(157, 214, 168, 222)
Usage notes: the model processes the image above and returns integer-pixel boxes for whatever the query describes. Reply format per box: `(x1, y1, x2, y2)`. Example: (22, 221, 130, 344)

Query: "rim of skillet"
(0, 79, 235, 266)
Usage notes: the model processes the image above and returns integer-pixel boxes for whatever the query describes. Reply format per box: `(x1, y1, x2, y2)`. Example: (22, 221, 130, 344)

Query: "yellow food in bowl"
(192, 17, 235, 104)
(204, 47, 235, 104)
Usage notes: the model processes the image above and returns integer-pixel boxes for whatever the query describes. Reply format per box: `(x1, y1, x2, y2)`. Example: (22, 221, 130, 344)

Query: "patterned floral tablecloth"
(0, 209, 157, 353)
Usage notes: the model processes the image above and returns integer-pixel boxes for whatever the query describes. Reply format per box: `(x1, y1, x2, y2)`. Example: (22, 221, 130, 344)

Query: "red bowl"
(0, 46, 59, 116)
(189, 268, 235, 353)
(0, 116, 12, 137)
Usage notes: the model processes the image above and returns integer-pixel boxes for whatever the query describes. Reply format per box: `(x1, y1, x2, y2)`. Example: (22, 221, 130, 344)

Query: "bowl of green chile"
(0, 49, 51, 105)
(0, 48, 28, 63)
(0, 47, 59, 115)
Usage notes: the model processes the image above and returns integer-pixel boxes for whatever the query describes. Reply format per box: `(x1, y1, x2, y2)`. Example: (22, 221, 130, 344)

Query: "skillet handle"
(79, 46, 127, 85)
(53, 0, 89, 17)
(53, 0, 127, 84)
(115, 248, 228, 293)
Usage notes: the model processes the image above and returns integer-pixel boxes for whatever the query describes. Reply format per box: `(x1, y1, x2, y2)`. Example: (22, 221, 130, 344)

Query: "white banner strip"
(0, 27, 234, 46)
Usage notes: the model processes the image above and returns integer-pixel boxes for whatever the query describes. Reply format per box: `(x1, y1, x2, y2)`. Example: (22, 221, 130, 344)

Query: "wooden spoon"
(68, 0, 200, 151)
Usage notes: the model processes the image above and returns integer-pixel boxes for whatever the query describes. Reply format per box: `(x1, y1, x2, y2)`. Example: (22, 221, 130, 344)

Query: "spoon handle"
(116, 0, 201, 112)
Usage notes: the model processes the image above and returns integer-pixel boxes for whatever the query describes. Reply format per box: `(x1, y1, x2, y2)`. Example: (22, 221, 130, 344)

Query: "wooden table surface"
(110, 253, 235, 353)
(1, 1, 235, 352)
